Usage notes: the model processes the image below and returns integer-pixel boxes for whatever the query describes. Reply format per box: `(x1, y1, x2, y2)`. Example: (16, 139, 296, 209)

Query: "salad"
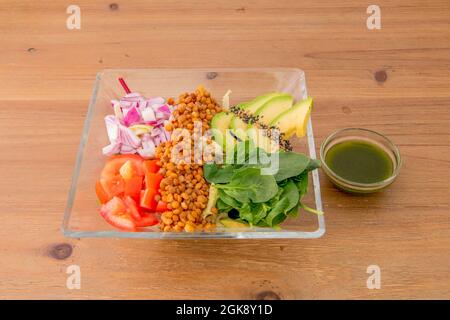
(95, 78, 322, 232)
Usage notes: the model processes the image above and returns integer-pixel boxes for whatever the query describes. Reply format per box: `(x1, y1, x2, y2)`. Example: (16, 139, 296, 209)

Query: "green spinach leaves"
(216, 168, 278, 203)
(204, 140, 322, 227)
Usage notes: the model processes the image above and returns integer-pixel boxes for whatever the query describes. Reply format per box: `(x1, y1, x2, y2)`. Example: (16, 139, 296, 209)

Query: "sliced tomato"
(123, 195, 142, 221)
(99, 197, 136, 231)
(97, 155, 160, 232)
(119, 160, 137, 180)
(143, 160, 160, 174)
(134, 212, 159, 227)
(140, 189, 158, 210)
(101, 154, 145, 179)
(124, 195, 158, 227)
(100, 176, 124, 198)
(145, 173, 164, 192)
(100, 155, 145, 198)
(95, 180, 110, 204)
(155, 200, 168, 212)
(124, 175, 143, 200)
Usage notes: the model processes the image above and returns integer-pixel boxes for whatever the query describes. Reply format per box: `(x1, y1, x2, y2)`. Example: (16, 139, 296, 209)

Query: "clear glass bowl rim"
(62, 68, 326, 239)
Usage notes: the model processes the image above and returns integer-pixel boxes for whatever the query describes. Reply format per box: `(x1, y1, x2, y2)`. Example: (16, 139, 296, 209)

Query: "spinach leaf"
(273, 152, 311, 181)
(217, 167, 278, 203)
(279, 180, 300, 212)
(238, 203, 270, 225)
(216, 198, 232, 212)
(287, 203, 300, 218)
(234, 139, 251, 164)
(265, 208, 289, 227)
(203, 163, 236, 184)
(246, 146, 261, 165)
(264, 180, 299, 226)
(209, 139, 322, 227)
(306, 158, 321, 171)
(266, 186, 284, 207)
(218, 189, 242, 208)
(293, 171, 309, 198)
(248, 203, 270, 225)
(238, 203, 253, 224)
(255, 220, 270, 227)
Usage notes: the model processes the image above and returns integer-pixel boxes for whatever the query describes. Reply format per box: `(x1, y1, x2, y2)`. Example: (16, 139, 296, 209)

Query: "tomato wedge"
(140, 189, 158, 210)
(143, 160, 160, 174)
(145, 173, 164, 193)
(119, 160, 138, 180)
(99, 197, 136, 231)
(95, 180, 110, 204)
(124, 176, 143, 200)
(97, 155, 163, 231)
(100, 176, 124, 199)
(100, 155, 145, 199)
(134, 212, 159, 227)
(156, 200, 168, 212)
(123, 195, 142, 221)
(101, 154, 145, 180)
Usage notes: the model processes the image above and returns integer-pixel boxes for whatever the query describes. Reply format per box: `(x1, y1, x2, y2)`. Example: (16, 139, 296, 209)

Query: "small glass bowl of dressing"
(320, 128, 401, 193)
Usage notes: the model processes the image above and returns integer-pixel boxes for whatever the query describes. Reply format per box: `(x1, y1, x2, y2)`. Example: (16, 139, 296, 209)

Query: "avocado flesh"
(220, 218, 249, 228)
(296, 105, 312, 137)
(269, 97, 313, 139)
(254, 94, 293, 125)
(226, 102, 248, 141)
(242, 92, 281, 114)
(227, 93, 296, 152)
(230, 116, 248, 140)
(246, 94, 292, 151)
(211, 112, 236, 149)
(202, 185, 219, 218)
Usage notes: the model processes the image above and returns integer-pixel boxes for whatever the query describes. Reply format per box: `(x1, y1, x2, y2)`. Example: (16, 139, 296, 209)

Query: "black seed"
(228, 105, 292, 151)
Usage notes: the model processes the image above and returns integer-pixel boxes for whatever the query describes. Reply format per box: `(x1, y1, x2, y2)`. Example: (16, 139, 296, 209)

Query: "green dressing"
(325, 140, 393, 184)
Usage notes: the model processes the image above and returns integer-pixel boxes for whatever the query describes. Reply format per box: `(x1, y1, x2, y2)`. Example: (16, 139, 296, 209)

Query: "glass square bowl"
(62, 68, 325, 239)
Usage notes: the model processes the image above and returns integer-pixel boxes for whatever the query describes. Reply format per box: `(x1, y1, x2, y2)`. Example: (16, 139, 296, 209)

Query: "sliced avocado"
(220, 218, 249, 228)
(254, 94, 293, 125)
(247, 127, 280, 154)
(269, 97, 313, 138)
(230, 116, 248, 141)
(235, 102, 247, 109)
(228, 102, 249, 141)
(295, 100, 312, 137)
(202, 185, 219, 218)
(242, 92, 281, 114)
(211, 112, 236, 149)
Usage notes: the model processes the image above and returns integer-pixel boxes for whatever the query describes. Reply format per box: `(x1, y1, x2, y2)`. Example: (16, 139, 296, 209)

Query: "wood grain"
(0, 0, 449, 299)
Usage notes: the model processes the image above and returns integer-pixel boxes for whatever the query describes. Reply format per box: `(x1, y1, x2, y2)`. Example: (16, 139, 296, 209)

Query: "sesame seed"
(229, 105, 293, 151)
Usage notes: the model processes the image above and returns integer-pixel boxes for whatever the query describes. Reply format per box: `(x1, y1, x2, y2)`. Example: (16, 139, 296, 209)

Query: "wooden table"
(1, 0, 449, 299)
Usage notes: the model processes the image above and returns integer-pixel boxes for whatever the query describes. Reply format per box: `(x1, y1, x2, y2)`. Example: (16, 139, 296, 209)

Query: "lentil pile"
(155, 86, 222, 232)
